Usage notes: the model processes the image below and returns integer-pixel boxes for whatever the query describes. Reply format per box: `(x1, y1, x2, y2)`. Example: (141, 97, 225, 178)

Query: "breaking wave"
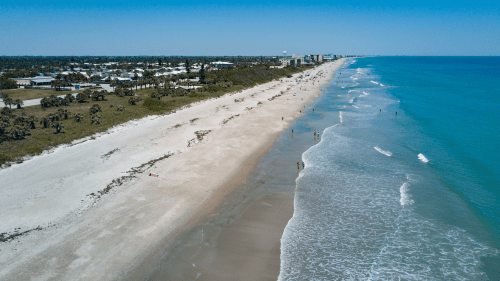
(374, 146, 392, 156)
(418, 153, 429, 163)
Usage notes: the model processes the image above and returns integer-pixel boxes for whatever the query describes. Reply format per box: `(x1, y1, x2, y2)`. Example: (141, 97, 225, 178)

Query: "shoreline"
(130, 62, 345, 280)
(0, 59, 344, 280)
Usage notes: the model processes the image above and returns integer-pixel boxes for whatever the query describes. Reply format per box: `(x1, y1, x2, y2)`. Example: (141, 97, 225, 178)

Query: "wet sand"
(136, 110, 330, 280)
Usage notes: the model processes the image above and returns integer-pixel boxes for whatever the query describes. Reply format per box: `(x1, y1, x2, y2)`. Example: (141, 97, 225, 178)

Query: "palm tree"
(128, 96, 141, 105)
(52, 122, 64, 133)
(111, 79, 118, 91)
(27, 115, 38, 129)
(151, 92, 162, 100)
(153, 77, 159, 89)
(13, 116, 25, 127)
(39, 117, 52, 128)
(58, 109, 71, 119)
(9, 126, 28, 140)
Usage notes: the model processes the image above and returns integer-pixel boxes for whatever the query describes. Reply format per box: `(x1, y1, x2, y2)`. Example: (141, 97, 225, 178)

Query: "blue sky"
(1, 0, 499, 56)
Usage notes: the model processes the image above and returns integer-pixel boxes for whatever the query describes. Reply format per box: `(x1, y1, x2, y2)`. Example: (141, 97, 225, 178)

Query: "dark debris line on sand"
(1, 153, 176, 244)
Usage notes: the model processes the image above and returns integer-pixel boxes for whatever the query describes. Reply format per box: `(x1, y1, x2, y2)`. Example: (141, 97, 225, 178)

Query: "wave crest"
(400, 182, 414, 206)
(418, 153, 429, 163)
(374, 146, 392, 156)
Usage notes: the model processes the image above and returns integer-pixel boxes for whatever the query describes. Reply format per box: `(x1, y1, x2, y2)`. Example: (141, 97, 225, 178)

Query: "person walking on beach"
(297, 162, 300, 169)
(282, 116, 284, 121)
(302, 162, 305, 169)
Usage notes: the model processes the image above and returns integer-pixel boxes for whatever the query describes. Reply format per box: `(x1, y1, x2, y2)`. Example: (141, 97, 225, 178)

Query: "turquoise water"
(279, 57, 500, 280)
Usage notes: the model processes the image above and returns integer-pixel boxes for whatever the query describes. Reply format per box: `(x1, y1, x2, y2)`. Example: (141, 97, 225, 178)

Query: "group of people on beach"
(292, 130, 321, 170)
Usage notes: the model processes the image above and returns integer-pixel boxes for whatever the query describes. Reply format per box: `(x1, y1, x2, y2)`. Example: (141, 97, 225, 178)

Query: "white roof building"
(211, 61, 233, 66)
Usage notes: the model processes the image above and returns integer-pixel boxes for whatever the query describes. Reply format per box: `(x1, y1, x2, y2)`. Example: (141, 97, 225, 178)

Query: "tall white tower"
(283, 51, 287, 58)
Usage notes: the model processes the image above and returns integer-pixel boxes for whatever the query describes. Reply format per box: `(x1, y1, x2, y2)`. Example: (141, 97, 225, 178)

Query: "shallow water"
(279, 57, 500, 280)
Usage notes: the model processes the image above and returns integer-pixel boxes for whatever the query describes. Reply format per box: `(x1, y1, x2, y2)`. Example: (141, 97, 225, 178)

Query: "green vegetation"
(142, 98, 169, 111)
(0, 76, 18, 90)
(3, 88, 82, 101)
(0, 64, 311, 166)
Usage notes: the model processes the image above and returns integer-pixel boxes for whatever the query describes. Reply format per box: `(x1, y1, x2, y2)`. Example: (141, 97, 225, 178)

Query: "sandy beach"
(0, 59, 344, 280)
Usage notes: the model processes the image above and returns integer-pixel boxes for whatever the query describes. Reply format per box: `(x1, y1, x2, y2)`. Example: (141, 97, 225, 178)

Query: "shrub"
(143, 98, 168, 111)
(73, 113, 84, 122)
(64, 93, 75, 102)
(89, 104, 102, 115)
(90, 114, 101, 125)
(1, 107, 12, 115)
(128, 96, 142, 105)
(0, 153, 12, 165)
(151, 92, 162, 100)
(9, 126, 29, 140)
(76, 92, 88, 103)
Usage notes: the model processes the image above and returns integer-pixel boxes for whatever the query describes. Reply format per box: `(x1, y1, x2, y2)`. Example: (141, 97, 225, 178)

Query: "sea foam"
(374, 146, 392, 156)
(400, 182, 414, 206)
(418, 153, 429, 163)
(370, 81, 384, 86)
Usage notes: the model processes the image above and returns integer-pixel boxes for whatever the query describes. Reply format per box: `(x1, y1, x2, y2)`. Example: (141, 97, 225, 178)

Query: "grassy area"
(0, 65, 311, 166)
(3, 88, 83, 101)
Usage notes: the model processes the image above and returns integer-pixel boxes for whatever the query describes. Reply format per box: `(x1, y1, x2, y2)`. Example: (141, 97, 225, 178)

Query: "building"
(279, 57, 301, 67)
(292, 54, 305, 61)
(30, 77, 55, 86)
(13, 78, 31, 85)
(211, 61, 233, 67)
(310, 54, 323, 62)
(279, 58, 293, 66)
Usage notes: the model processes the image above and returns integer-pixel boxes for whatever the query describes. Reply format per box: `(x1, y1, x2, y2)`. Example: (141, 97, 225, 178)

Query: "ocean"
(279, 57, 500, 280)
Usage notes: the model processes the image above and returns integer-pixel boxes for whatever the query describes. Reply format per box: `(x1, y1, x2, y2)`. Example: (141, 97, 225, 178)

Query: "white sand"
(0, 59, 345, 280)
